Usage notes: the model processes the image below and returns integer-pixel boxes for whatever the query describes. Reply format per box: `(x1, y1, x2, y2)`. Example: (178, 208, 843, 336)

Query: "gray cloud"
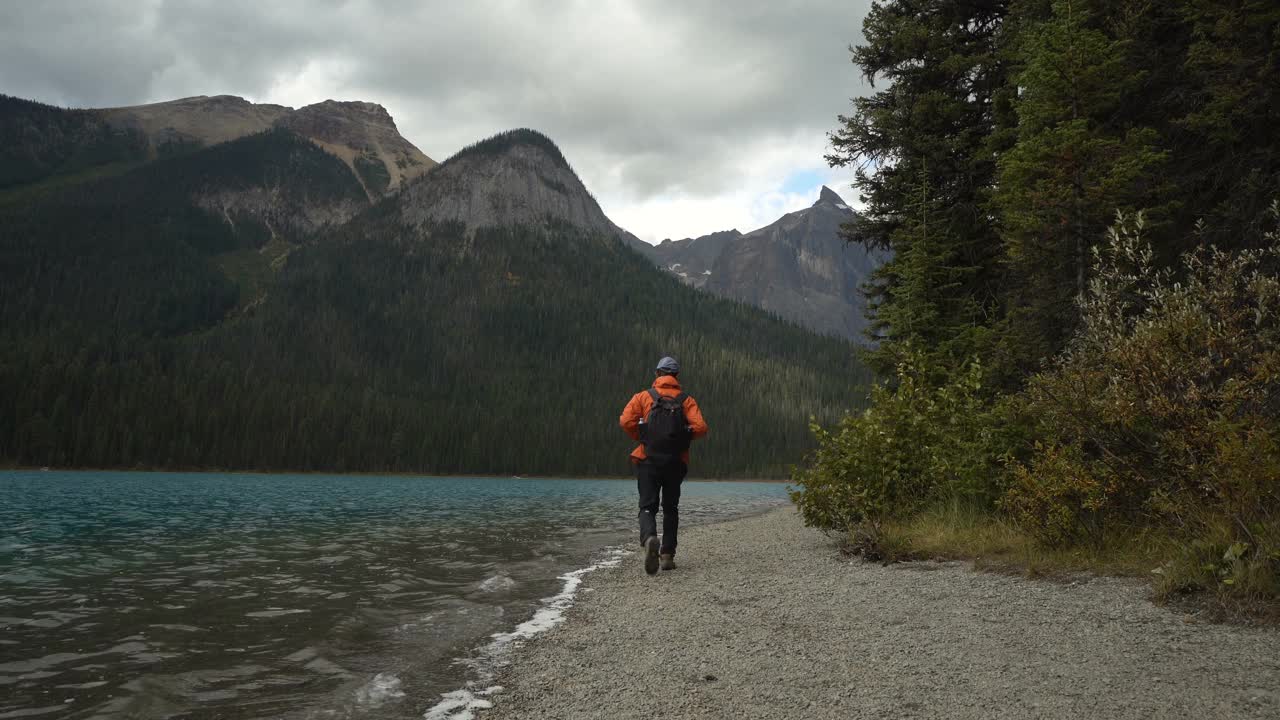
(1, 0, 872, 232)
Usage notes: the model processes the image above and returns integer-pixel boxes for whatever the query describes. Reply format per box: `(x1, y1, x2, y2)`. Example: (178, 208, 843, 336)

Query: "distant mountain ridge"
(0, 93, 435, 200)
(98, 94, 292, 149)
(104, 95, 437, 198)
(638, 186, 883, 341)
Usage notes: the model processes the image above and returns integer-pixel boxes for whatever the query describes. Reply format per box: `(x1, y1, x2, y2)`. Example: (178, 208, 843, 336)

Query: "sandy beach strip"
(474, 506, 1280, 719)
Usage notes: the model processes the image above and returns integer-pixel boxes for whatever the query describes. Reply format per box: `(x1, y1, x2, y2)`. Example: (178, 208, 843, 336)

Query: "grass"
(861, 500, 1280, 623)
(875, 500, 1173, 577)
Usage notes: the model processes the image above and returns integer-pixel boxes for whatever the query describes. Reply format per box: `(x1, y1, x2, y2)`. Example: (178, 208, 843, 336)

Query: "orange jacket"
(619, 374, 708, 464)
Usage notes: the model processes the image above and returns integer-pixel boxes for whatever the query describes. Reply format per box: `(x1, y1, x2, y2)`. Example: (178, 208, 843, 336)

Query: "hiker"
(618, 356, 708, 575)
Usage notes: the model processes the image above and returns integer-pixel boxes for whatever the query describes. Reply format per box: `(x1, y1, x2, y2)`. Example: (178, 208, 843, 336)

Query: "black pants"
(637, 459, 688, 555)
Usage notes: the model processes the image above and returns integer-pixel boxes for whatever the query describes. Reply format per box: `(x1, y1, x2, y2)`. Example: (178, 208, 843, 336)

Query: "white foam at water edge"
(354, 672, 405, 706)
(422, 687, 499, 720)
(421, 547, 628, 719)
(478, 575, 516, 593)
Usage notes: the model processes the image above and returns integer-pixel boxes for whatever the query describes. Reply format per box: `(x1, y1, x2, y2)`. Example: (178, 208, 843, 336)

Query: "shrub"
(1008, 208, 1280, 553)
(790, 350, 1007, 536)
(1004, 441, 1117, 546)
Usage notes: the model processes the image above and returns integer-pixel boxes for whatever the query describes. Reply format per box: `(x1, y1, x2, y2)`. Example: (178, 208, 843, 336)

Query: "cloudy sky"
(2, 1, 872, 243)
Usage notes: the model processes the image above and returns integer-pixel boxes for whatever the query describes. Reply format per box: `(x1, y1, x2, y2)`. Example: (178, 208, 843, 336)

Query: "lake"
(0, 471, 790, 719)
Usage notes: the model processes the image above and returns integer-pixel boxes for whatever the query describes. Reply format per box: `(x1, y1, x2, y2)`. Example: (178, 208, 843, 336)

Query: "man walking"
(619, 356, 708, 575)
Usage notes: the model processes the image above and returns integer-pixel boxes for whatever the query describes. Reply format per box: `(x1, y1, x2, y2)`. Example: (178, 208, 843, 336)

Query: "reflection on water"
(0, 471, 788, 719)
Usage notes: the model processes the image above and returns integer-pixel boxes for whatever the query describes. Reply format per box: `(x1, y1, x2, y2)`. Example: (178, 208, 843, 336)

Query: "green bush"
(1008, 209, 1280, 557)
(790, 351, 1007, 535)
(1004, 441, 1117, 546)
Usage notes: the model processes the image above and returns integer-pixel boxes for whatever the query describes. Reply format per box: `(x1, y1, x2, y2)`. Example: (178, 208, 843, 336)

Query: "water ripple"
(0, 471, 788, 719)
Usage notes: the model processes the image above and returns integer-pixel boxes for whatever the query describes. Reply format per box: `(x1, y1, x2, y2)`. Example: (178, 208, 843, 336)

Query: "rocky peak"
(645, 185, 883, 341)
(398, 129, 620, 237)
(642, 228, 743, 289)
(100, 95, 293, 149)
(97, 95, 435, 198)
(275, 100, 434, 197)
(278, 100, 396, 141)
(816, 185, 850, 208)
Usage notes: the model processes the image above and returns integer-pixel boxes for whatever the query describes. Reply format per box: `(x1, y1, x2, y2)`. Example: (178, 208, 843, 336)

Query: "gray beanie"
(656, 356, 680, 373)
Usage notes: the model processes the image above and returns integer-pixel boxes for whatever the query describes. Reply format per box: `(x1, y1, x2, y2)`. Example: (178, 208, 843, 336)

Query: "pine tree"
(992, 0, 1167, 373)
(1172, 0, 1280, 247)
(828, 0, 1011, 375)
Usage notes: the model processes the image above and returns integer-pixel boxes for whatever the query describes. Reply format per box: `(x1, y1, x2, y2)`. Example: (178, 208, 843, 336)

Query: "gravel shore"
(478, 506, 1280, 719)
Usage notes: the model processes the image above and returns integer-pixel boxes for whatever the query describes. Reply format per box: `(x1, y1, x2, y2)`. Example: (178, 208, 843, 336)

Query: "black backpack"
(640, 389, 692, 463)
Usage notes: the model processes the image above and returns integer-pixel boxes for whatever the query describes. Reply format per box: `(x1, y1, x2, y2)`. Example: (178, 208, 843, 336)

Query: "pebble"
(479, 507, 1280, 719)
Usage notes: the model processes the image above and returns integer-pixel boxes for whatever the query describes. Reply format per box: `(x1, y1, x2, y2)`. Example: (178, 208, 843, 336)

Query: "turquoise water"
(0, 471, 789, 719)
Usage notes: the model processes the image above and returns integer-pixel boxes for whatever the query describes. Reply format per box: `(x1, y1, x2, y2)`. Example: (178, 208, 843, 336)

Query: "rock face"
(275, 100, 433, 195)
(99, 95, 291, 150)
(194, 185, 366, 241)
(643, 186, 884, 341)
(398, 129, 626, 240)
(394, 131, 881, 341)
(98, 95, 435, 198)
(646, 229, 742, 290)
(162, 129, 371, 253)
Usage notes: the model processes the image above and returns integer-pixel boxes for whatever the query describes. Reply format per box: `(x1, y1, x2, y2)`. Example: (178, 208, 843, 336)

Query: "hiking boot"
(643, 535, 660, 575)
(659, 554, 676, 571)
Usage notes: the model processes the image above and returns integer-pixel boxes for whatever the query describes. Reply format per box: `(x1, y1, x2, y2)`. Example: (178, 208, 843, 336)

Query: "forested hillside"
(796, 0, 1280, 609)
(0, 128, 368, 340)
(0, 127, 868, 477)
(0, 95, 150, 191)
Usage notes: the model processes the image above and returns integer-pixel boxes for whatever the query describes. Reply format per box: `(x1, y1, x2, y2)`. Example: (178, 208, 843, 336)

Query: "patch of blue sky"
(779, 168, 825, 196)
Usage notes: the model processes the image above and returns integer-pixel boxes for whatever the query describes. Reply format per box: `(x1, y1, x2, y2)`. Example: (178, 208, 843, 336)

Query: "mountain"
(0, 93, 436, 308)
(273, 100, 434, 196)
(398, 129, 618, 233)
(646, 229, 743, 290)
(398, 128, 654, 256)
(103, 95, 437, 198)
(0, 123, 869, 478)
(640, 186, 884, 341)
(0, 93, 435, 200)
(99, 94, 292, 150)
(0, 128, 369, 345)
(0, 94, 150, 190)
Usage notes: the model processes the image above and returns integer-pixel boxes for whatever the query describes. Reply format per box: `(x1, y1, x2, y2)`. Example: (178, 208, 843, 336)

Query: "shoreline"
(0, 467, 790, 483)
(463, 507, 1279, 720)
(420, 501, 794, 719)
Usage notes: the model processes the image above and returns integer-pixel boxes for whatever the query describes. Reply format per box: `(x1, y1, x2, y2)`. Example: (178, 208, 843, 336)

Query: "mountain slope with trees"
(0, 126, 869, 478)
(0, 94, 150, 191)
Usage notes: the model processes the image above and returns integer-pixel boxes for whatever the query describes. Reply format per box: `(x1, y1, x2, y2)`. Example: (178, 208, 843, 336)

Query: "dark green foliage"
(993, 0, 1168, 375)
(1172, 0, 1280, 248)
(130, 128, 367, 208)
(1007, 216, 1280, 546)
(827, 0, 1010, 375)
(165, 220, 864, 477)
(0, 94, 149, 189)
(156, 137, 206, 158)
(0, 128, 365, 338)
(354, 152, 391, 195)
(791, 352, 1006, 533)
(801, 0, 1280, 603)
(830, 0, 1280, 380)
